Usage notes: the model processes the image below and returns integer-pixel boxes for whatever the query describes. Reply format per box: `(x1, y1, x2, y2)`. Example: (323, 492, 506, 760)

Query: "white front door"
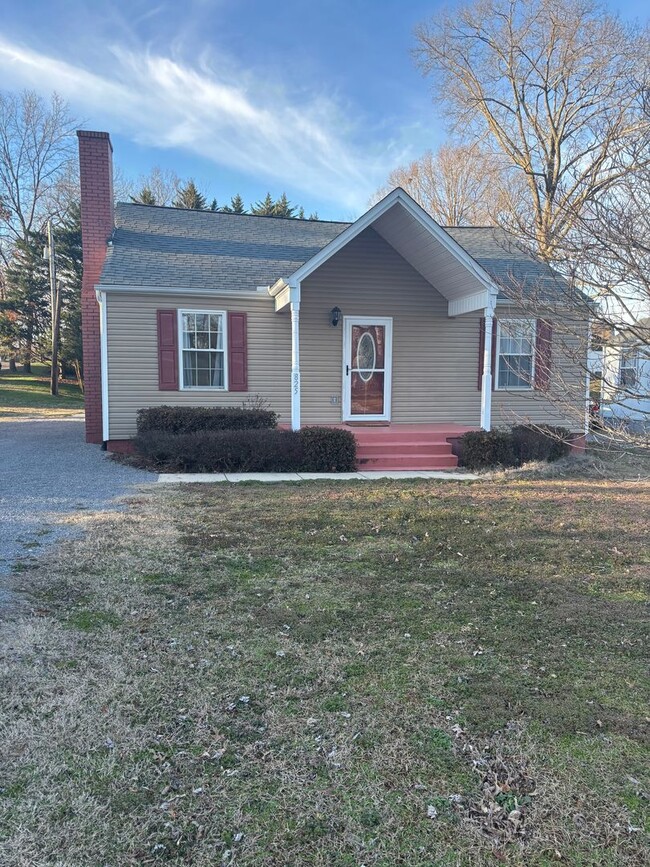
(342, 317, 393, 422)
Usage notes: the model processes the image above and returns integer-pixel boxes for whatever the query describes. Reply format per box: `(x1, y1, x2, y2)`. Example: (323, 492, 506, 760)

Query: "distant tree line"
(0, 90, 82, 381)
(0, 89, 322, 380)
(129, 175, 319, 220)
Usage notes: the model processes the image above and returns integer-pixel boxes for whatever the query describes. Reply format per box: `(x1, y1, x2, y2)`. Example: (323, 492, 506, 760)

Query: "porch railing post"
(290, 283, 301, 431)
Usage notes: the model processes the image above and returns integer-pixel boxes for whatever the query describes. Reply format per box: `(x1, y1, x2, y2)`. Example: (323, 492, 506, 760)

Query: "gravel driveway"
(0, 419, 152, 591)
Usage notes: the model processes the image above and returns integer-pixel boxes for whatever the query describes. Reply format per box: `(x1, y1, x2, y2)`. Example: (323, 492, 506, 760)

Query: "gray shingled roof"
(99, 202, 567, 299)
(445, 226, 569, 301)
(100, 203, 347, 290)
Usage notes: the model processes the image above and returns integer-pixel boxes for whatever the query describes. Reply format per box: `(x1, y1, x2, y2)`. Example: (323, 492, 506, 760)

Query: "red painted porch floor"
(309, 423, 478, 471)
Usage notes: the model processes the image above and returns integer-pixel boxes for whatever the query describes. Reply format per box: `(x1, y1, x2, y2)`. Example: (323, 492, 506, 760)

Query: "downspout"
(96, 289, 110, 444)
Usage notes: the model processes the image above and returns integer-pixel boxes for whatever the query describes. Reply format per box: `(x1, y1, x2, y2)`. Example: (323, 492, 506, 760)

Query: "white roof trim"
(285, 188, 501, 298)
(97, 284, 270, 299)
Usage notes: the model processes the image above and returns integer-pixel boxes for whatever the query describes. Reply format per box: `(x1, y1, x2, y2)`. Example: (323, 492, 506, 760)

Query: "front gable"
(270, 188, 500, 316)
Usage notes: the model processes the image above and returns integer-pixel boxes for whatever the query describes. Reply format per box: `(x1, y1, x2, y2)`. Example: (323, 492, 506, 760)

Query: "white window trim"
(495, 318, 536, 391)
(178, 309, 229, 391)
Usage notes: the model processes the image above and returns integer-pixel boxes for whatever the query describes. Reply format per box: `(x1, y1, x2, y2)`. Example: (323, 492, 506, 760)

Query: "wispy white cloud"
(0, 35, 408, 212)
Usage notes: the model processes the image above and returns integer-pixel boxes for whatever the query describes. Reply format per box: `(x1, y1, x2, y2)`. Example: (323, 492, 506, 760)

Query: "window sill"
(180, 387, 228, 392)
(495, 386, 534, 392)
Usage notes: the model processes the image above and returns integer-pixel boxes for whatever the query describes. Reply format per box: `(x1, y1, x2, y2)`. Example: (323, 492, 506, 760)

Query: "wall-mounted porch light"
(330, 306, 342, 327)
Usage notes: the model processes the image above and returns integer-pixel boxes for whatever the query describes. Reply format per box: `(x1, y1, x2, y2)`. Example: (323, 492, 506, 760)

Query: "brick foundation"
(77, 131, 114, 444)
(568, 433, 587, 453)
(106, 439, 136, 454)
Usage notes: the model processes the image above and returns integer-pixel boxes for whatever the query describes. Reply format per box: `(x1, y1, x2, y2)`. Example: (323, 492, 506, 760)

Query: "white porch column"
(480, 296, 497, 430)
(290, 283, 301, 431)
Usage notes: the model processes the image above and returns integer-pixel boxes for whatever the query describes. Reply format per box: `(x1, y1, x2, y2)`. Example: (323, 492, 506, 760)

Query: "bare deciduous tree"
(121, 165, 181, 207)
(374, 143, 512, 225)
(493, 144, 650, 447)
(0, 90, 77, 266)
(414, 0, 650, 260)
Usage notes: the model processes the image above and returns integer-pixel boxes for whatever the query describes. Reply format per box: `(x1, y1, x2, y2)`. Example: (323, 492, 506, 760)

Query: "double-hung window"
(179, 310, 227, 389)
(496, 319, 536, 390)
(619, 350, 638, 389)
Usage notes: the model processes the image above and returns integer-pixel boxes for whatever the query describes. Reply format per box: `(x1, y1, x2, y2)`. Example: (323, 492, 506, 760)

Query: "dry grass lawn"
(1, 473, 648, 865)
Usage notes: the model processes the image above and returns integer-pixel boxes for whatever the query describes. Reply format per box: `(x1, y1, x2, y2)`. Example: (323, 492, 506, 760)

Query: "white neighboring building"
(601, 317, 650, 432)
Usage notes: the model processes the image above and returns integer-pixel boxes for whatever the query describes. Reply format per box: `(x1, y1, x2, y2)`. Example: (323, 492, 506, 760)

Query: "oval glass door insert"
(356, 332, 376, 382)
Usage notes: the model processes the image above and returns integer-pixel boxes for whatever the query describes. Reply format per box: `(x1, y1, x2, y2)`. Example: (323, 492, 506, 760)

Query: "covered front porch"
(269, 189, 500, 438)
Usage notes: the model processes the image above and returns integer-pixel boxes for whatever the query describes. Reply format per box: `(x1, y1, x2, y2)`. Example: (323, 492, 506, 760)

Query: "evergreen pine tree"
(229, 194, 246, 214)
(273, 192, 296, 218)
(209, 198, 218, 211)
(1, 231, 50, 372)
(297, 206, 305, 219)
(173, 180, 207, 210)
(250, 192, 275, 216)
(308, 212, 320, 220)
(54, 204, 83, 381)
(130, 186, 157, 205)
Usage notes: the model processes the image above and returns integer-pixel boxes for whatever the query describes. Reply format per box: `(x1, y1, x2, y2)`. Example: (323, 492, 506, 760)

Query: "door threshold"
(344, 421, 391, 427)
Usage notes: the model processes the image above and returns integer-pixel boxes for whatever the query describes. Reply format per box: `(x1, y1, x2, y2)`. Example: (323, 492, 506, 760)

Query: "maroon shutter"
(228, 312, 248, 391)
(157, 309, 178, 390)
(535, 319, 552, 391)
(491, 319, 498, 391)
(477, 317, 485, 390)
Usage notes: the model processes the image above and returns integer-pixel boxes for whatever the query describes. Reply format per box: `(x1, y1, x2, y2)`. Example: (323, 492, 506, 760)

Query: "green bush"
(511, 425, 571, 464)
(299, 427, 357, 472)
(134, 429, 301, 472)
(458, 425, 572, 470)
(134, 426, 357, 473)
(457, 429, 519, 470)
(136, 405, 278, 435)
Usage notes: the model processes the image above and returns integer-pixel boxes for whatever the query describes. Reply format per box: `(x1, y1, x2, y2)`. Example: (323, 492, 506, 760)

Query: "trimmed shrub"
(136, 405, 278, 435)
(134, 426, 357, 473)
(511, 425, 571, 464)
(134, 429, 301, 473)
(458, 425, 572, 470)
(299, 427, 357, 472)
(457, 429, 519, 470)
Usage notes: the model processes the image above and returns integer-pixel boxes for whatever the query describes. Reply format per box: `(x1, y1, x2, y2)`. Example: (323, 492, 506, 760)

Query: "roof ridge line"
(115, 201, 351, 226)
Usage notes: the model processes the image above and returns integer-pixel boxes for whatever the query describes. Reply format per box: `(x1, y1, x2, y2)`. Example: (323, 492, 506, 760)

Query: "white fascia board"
(97, 284, 270, 299)
(285, 187, 502, 297)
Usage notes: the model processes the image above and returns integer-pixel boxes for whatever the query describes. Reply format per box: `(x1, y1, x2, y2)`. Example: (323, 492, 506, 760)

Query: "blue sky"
(0, 0, 647, 219)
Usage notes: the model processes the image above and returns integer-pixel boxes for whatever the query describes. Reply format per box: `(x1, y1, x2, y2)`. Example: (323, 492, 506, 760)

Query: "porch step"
(357, 440, 454, 457)
(358, 453, 459, 470)
(348, 425, 465, 470)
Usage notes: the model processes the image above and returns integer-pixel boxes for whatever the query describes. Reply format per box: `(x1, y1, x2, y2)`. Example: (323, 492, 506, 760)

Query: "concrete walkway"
(158, 470, 479, 483)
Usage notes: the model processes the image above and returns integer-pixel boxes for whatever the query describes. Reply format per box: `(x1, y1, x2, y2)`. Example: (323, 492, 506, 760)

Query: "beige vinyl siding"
(492, 305, 586, 429)
(300, 227, 483, 425)
(106, 293, 290, 439)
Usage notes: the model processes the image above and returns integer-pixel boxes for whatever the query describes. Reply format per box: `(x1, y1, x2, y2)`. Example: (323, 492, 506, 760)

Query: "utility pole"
(46, 219, 61, 396)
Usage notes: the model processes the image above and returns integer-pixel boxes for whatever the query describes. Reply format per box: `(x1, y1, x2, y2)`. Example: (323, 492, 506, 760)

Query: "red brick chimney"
(77, 131, 114, 444)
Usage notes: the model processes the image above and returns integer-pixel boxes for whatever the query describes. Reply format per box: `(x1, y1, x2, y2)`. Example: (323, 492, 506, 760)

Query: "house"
(599, 317, 650, 433)
(77, 131, 587, 470)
